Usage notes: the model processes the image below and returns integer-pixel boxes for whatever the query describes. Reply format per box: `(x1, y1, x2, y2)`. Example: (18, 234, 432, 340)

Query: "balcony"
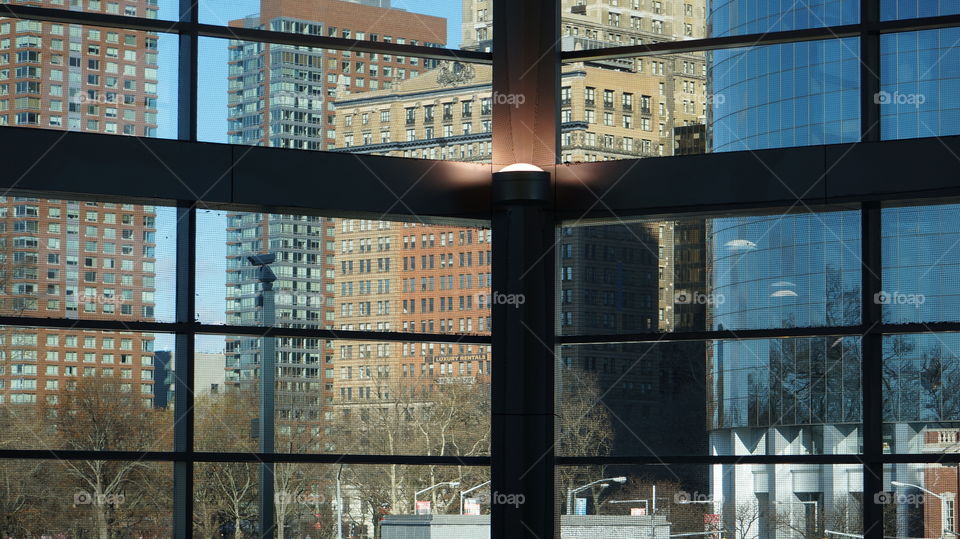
(584, 99, 595, 107)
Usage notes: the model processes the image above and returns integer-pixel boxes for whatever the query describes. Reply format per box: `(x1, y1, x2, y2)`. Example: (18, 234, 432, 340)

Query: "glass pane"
(883, 463, 959, 537)
(0, 460, 172, 535)
(0, 328, 171, 449)
(882, 0, 960, 20)
(196, 334, 490, 456)
(882, 203, 960, 323)
(0, 195, 175, 322)
(711, 38, 861, 152)
(880, 29, 960, 140)
(883, 333, 960, 453)
(559, 54, 706, 161)
(194, 462, 489, 537)
(199, 36, 491, 160)
(0, 18, 177, 137)
(560, 38, 860, 161)
(558, 207, 861, 336)
(558, 336, 862, 457)
(558, 464, 864, 538)
(198, 210, 492, 335)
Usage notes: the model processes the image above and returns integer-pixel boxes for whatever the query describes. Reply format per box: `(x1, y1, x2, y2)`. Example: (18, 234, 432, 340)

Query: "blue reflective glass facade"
(710, 39, 861, 152)
(881, 0, 960, 20)
(709, 0, 860, 152)
(710, 211, 862, 331)
(882, 204, 960, 323)
(880, 28, 960, 139)
(710, 0, 857, 36)
(705, 2, 960, 532)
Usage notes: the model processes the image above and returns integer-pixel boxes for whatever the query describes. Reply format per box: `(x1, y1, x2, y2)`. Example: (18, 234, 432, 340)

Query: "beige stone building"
(333, 0, 708, 163)
(332, 59, 706, 163)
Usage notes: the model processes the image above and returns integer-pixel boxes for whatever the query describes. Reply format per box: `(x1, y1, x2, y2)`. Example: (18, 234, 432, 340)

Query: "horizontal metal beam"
(4, 448, 957, 466)
(561, 322, 960, 345)
(0, 127, 492, 221)
(559, 325, 868, 345)
(562, 13, 960, 62)
(0, 315, 492, 343)
(557, 453, 960, 466)
(0, 4, 491, 64)
(3, 314, 958, 346)
(557, 135, 960, 218)
(0, 449, 490, 466)
(11, 130, 960, 225)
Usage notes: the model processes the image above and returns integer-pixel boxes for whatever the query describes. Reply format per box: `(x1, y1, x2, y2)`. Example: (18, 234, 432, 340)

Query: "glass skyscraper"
(707, 2, 960, 536)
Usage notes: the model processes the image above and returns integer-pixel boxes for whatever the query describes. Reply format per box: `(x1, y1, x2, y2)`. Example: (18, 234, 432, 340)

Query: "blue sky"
(151, 0, 463, 355)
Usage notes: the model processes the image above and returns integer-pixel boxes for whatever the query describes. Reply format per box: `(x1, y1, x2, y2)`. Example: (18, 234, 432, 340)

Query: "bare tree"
(51, 376, 171, 539)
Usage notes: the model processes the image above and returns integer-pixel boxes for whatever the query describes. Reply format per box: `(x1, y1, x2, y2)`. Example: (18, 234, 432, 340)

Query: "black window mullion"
(861, 0, 882, 143)
(177, 0, 198, 143)
(173, 203, 196, 539)
(862, 201, 884, 539)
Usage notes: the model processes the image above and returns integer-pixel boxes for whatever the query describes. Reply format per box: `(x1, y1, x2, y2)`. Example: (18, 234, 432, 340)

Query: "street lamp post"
(891, 480, 943, 500)
(336, 465, 344, 539)
(413, 481, 460, 514)
(565, 477, 627, 515)
(460, 480, 492, 515)
(249, 254, 277, 537)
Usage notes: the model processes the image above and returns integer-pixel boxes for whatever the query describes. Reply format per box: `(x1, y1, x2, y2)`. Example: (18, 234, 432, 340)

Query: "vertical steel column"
(491, 168, 555, 539)
(491, 1, 560, 537)
(862, 201, 884, 538)
(491, 0, 559, 167)
(173, 203, 196, 538)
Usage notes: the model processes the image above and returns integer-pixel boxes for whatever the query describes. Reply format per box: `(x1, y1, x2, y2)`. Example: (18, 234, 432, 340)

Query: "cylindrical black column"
(491, 168, 555, 539)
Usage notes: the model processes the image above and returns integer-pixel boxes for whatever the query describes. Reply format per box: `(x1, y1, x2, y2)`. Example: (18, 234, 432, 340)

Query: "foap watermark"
(70, 93, 123, 106)
(673, 490, 712, 504)
(275, 491, 326, 505)
(492, 91, 525, 108)
(675, 290, 725, 306)
(874, 90, 926, 107)
(74, 491, 125, 506)
(705, 93, 726, 106)
(478, 491, 526, 508)
(874, 290, 926, 306)
(486, 291, 526, 309)
(873, 491, 928, 508)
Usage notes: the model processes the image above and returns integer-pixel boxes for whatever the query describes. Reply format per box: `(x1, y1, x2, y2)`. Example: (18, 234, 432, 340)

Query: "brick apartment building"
(0, 0, 160, 408)
(332, 219, 491, 409)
